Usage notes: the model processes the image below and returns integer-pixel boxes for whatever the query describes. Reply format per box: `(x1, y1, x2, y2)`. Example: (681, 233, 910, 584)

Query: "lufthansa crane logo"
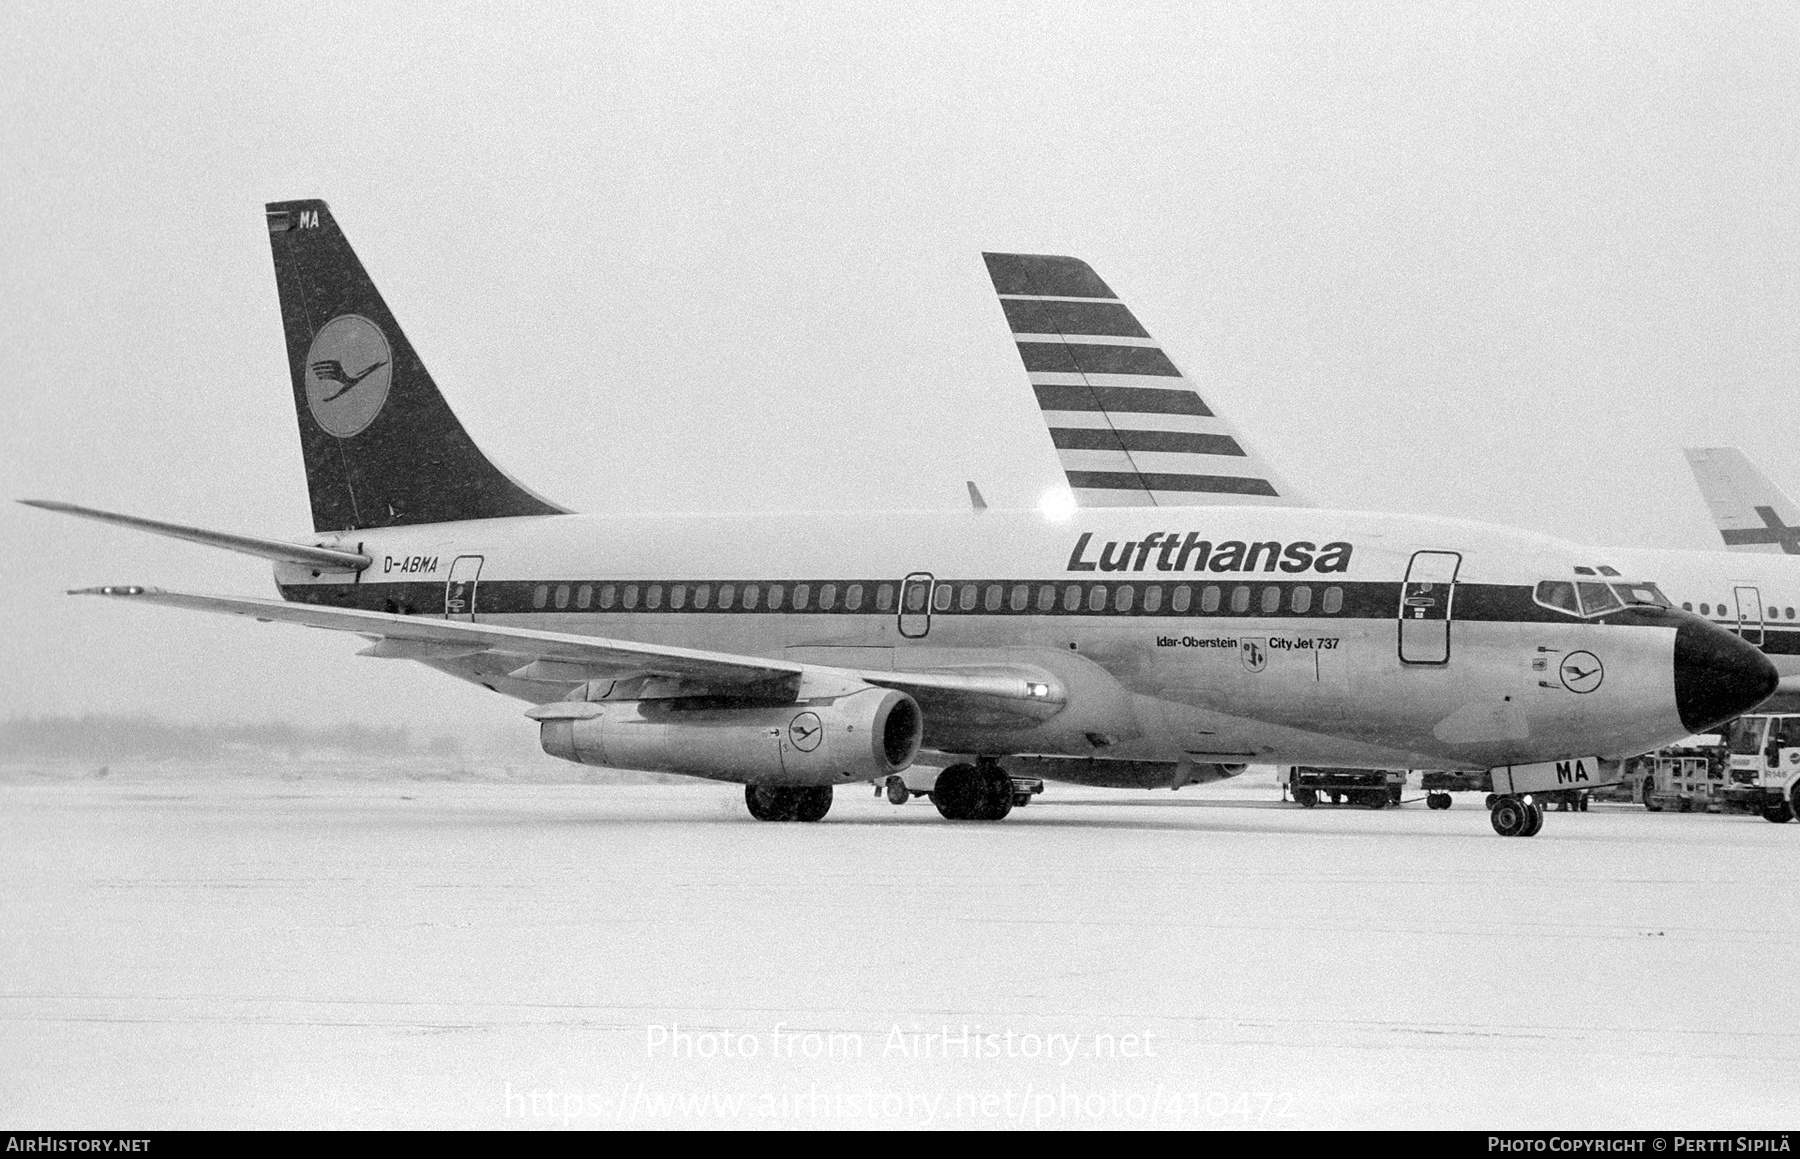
(304, 314, 392, 438)
(787, 711, 823, 752)
(1559, 650, 1604, 694)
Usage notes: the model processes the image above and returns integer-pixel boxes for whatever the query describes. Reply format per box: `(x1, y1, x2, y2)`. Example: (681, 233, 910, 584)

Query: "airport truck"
(1626, 715, 1797, 821)
(1285, 767, 1406, 809)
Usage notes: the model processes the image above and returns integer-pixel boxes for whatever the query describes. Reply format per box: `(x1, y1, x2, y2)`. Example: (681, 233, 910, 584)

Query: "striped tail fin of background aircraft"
(1683, 447, 1800, 555)
(982, 252, 1306, 509)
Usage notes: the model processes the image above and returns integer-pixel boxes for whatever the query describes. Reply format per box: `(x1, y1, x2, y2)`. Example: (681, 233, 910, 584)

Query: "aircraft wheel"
(745, 785, 800, 822)
(932, 763, 983, 820)
(1522, 800, 1545, 837)
(794, 786, 833, 823)
(1490, 795, 1530, 837)
(1295, 787, 1318, 808)
(976, 765, 1014, 821)
(885, 775, 910, 805)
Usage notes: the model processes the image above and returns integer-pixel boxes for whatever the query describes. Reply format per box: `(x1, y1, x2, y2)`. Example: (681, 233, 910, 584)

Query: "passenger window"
(1010, 584, 1030, 611)
(693, 585, 710, 610)
(599, 584, 616, 609)
(743, 584, 760, 610)
(767, 585, 785, 610)
(908, 584, 928, 612)
(646, 585, 663, 610)
(1291, 585, 1312, 614)
(576, 584, 592, 609)
(1682, 602, 1692, 611)
(1260, 586, 1280, 614)
(1699, 602, 1710, 616)
(718, 584, 734, 609)
(1114, 585, 1134, 612)
(1534, 581, 1580, 616)
(819, 583, 836, 611)
(985, 584, 1003, 612)
(1088, 585, 1107, 612)
(1063, 584, 1082, 612)
(933, 584, 952, 612)
(792, 583, 810, 610)
(1322, 586, 1343, 614)
(1576, 582, 1621, 615)
(1171, 586, 1191, 613)
(622, 584, 638, 610)
(1770, 606, 1779, 620)
(875, 583, 894, 611)
(845, 584, 863, 611)
(533, 584, 549, 609)
(668, 585, 685, 610)
(1142, 586, 1162, 613)
(1037, 585, 1057, 612)
(1787, 607, 1795, 620)
(554, 584, 570, 610)
(1230, 586, 1251, 613)
(1201, 585, 1221, 613)
(959, 584, 978, 611)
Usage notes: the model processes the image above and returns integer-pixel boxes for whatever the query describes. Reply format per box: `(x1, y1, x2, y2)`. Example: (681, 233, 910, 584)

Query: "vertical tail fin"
(982, 253, 1306, 508)
(266, 200, 569, 531)
(1684, 447, 1800, 554)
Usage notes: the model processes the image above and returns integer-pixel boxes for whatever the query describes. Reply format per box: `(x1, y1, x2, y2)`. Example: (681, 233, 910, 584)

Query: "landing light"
(1038, 489, 1076, 523)
(1027, 682, 1050, 698)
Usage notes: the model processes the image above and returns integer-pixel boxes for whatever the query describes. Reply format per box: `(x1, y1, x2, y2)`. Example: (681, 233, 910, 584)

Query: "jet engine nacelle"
(536, 687, 922, 787)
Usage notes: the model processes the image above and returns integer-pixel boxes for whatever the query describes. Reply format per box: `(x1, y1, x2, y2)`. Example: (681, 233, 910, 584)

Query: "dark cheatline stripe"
(983, 252, 1116, 298)
(1034, 383, 1213, 416)
(1018, 342, 1181, 376)
(1065, 470, 1279, 497)
(1001, 298, 1149, 338)
(1050, 427, 1245, 456)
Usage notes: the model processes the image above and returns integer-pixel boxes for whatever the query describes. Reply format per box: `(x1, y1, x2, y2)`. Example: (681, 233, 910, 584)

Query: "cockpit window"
(1534, 580, 1581, 616)
(1612, 582, 1672, 608)
(1576, 582, 1623, 615)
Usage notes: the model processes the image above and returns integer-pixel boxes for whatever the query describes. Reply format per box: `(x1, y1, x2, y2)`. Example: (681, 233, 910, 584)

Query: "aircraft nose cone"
(1674, 617, 1779, 733)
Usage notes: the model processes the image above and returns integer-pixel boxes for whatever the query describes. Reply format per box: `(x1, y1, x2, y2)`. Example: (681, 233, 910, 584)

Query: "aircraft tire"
(1522, 801, 1545, 837)
(794, 786, 833, 823)
(1490, 796, 1530, 837)
(932, 764, 983, 820)
(745, 785, 801, 822)
(976, 766, 1014, 821)
(885, 776, 909, 805)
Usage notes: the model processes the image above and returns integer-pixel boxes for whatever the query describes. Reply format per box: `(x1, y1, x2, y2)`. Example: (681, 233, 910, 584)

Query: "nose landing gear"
(1489, 794, 1545, 837)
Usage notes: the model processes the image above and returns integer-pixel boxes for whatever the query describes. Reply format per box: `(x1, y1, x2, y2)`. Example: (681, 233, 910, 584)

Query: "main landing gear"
(1489, 794, 1545, 837)
(1426, 792, 1453, 810)
(932, 760, 1014, 821)
(745, 784, 833, 822)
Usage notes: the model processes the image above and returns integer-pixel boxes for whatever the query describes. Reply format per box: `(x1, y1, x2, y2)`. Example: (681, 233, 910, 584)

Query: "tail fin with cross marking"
(1684, 447, 1800, 554)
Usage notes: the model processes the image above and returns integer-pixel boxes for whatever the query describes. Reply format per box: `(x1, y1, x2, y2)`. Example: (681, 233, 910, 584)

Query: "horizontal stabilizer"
(22, 500, 370, 570)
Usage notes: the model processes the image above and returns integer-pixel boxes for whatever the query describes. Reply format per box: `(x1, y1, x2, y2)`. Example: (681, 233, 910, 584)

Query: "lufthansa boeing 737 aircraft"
(21, 202, 1778, 836)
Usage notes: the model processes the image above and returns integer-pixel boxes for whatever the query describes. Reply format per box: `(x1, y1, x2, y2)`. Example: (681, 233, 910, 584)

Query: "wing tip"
(68, 585, 157, 597)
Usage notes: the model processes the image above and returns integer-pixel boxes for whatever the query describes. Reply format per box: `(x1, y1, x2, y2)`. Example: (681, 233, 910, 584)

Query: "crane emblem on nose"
(1559, 650, 1604, 694)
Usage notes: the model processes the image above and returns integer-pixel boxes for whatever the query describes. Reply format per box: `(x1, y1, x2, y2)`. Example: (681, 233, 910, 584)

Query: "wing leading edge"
(71, 586, 1066, 723)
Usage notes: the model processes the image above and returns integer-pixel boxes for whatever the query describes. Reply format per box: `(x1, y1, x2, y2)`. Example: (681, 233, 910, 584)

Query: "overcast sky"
(2, 2, 1796, 739)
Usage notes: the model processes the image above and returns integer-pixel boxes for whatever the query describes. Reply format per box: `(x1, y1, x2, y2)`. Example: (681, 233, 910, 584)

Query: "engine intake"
(538, 687, 922, 786)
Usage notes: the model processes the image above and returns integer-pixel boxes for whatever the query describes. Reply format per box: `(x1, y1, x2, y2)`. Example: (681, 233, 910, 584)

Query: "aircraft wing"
(71, 586, 1064, 720)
